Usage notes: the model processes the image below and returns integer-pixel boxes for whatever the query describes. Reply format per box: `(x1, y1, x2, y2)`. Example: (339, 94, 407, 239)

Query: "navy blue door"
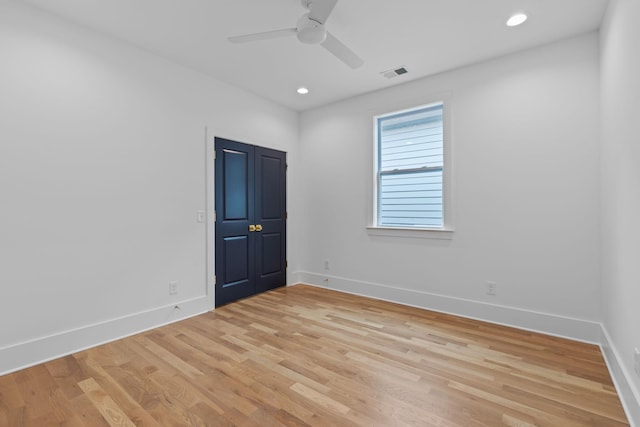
(215, 137, 286, 306)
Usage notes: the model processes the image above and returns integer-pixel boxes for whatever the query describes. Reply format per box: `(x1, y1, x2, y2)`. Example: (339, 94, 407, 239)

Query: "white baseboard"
(600, 326, 640, 427)
(292, 271, 601, 344)
(0, 296, 211, 376)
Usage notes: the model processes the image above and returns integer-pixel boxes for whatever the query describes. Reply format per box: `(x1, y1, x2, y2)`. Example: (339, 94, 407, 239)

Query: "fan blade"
(228, 28, 297, 44)
(321, 32, 363, 69)
(308, 0, 338, 24)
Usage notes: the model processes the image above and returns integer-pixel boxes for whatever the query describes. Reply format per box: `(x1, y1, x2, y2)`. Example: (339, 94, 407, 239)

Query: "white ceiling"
(23, 0, 608, 111)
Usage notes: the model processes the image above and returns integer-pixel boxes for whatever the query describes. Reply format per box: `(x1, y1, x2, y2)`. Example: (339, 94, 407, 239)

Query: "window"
(374, 102, 446, 229)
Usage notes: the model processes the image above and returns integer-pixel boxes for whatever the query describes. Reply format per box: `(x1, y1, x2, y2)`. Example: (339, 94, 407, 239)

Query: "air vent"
(381, 66, 408, 79)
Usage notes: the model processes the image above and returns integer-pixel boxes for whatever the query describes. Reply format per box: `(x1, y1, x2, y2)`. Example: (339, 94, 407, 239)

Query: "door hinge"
(285, 212, 288, 220)
(213, 276, 216, 285)
(285, 261, 288, 268)
(213, 150, 216, 160)
(213, 211, 216, 222)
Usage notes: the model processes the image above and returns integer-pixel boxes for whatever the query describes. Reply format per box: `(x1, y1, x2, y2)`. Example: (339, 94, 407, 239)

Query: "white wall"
(600, 0, 640, 421)
(0, 0, 299, 374)
(0, 0, 637, 419)
(296, 33, 602, 341)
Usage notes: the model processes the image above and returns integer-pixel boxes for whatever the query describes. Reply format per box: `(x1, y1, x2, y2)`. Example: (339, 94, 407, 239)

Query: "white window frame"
(367, 95, 454, 239)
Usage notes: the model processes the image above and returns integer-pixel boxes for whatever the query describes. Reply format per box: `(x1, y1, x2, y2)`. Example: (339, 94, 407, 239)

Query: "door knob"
(255, 224, 263, 232)
(249, 225, 256, 232)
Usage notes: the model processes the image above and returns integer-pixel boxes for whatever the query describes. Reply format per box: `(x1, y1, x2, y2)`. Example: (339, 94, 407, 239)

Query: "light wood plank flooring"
(0, 284, 629, 426)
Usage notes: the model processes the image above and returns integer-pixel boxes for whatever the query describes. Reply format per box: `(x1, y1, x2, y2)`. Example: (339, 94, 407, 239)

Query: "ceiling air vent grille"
(381, 67, 408, 79)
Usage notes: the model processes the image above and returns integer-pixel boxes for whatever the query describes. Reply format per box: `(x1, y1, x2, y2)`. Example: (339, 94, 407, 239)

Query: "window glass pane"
(379, 104, 443, 171)
(379, 169, 443, 227)
(377, 103, 444, 228)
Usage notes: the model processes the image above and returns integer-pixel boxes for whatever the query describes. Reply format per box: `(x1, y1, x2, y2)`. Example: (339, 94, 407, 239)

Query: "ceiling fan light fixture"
(507, 13, 528, 27)
(296, 13, 327, 44)
(297, 87, 309, 94)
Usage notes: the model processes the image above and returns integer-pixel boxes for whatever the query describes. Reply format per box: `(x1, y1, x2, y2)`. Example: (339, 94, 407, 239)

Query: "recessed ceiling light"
(506, 13, 528, 27)
(297, 87, 309, 95)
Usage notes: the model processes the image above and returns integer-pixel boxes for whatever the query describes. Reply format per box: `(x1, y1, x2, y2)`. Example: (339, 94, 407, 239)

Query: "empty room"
(1, 0, 639, 425)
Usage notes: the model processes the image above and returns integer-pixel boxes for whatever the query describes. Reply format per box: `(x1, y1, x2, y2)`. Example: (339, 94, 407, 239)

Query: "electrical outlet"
(634, 348, 640, 377)
(486, 281, 497, 296)
(324, 259, 330, 270)
(169, 281, 178, 295)
(197, 210, 205, 223)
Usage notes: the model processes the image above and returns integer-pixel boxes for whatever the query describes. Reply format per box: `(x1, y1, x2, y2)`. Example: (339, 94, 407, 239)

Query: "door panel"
(215, 138, 286, 306)
(223, 150, 249, 220)
(254, 147, 286, 293)
(261, 233, 282, 275)
(222, 236, 249, 286)
(215, 138, 255, 306)
(260, 156, 282, 219)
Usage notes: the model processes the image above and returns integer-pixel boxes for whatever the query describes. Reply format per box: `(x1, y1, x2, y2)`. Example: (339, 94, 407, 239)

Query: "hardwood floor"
(0, 284, 629, 426)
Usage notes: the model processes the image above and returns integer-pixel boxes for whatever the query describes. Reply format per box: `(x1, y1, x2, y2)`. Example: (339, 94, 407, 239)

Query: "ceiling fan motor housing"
(296, 13, 327, 44)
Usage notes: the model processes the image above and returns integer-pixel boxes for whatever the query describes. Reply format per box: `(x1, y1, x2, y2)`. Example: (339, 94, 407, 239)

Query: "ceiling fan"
(228, 0, 364, 69)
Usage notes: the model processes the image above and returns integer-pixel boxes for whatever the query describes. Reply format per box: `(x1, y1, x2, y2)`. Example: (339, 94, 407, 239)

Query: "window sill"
(366, 226, 454, 239)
